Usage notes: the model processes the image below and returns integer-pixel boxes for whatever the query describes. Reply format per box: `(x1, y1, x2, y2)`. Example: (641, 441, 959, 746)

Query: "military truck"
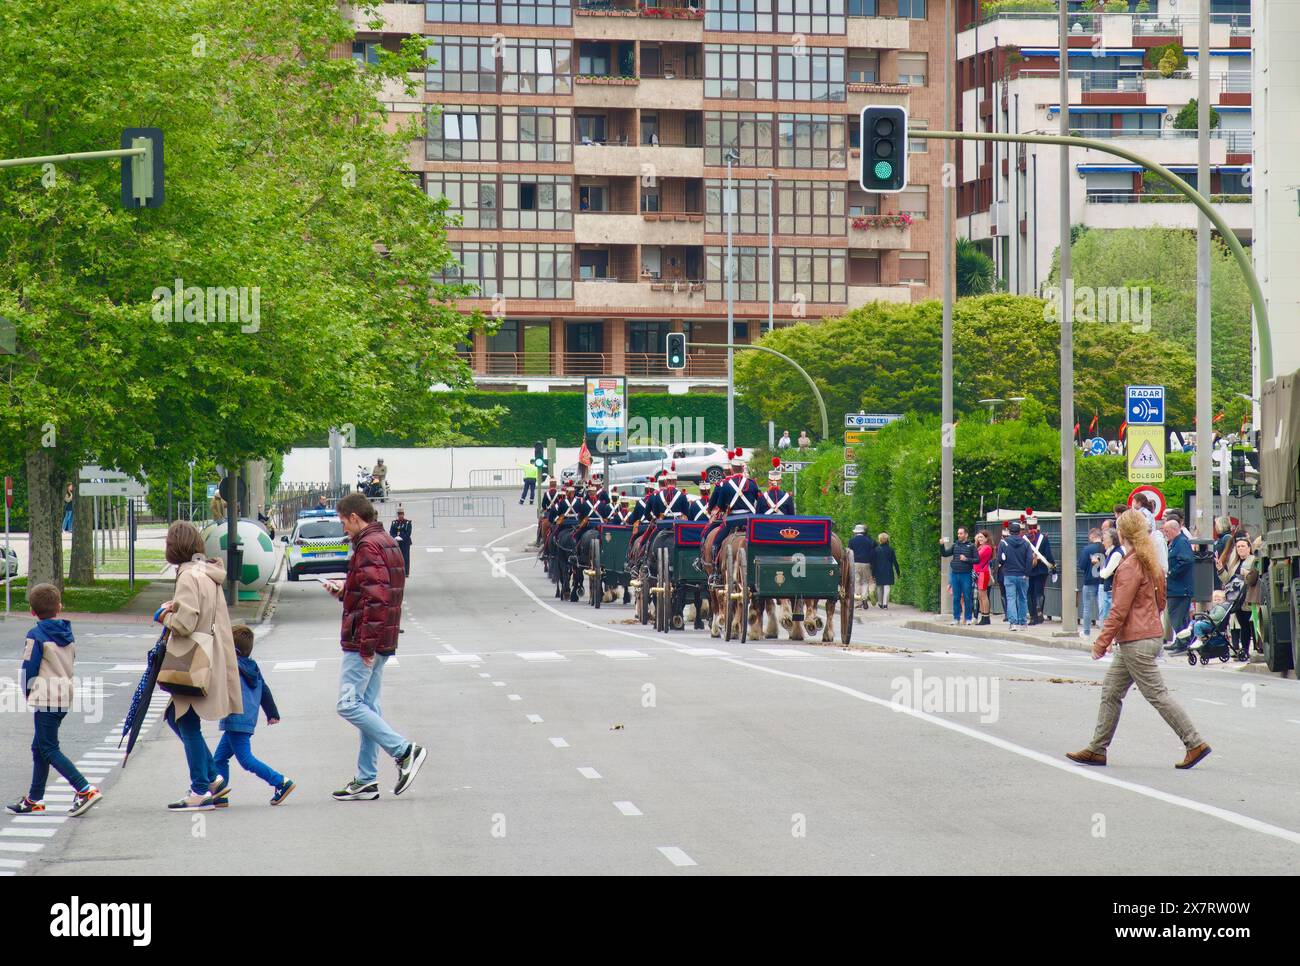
(1260, 371, 1300, 671)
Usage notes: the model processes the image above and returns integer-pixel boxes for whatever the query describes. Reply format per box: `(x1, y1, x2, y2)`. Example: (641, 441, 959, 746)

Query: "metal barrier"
(431, 495, 506, 528)
(468, 468, 524, 489)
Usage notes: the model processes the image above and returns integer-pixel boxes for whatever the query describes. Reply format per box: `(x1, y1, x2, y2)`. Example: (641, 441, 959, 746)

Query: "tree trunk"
(24, 448, 63, 590)
(68, 479, 95, 585)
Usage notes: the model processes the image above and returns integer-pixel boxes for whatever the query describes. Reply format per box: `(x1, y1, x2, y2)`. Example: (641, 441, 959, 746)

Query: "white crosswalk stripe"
(517, 651, 566, 662)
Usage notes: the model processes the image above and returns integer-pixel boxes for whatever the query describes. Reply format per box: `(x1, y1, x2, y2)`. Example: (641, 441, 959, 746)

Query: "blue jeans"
(62, 508, 73, 533)
(30, 710, 89, 800)
(215, 732, 285, 789)
(950, 571, 974, 622)
(1099, 587, 1113, 623)
(1080, 582, 1101, 636)
(166, 704, 217, 795)
(1004, 575, 1029, 626)
(337, 652, 407, 784)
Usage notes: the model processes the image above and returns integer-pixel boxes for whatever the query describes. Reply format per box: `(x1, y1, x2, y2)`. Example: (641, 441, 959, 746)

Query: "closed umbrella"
(119, 628, 167, 766)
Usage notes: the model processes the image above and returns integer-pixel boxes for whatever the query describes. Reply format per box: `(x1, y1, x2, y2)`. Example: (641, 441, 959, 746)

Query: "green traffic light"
(873, 160, 893, 180)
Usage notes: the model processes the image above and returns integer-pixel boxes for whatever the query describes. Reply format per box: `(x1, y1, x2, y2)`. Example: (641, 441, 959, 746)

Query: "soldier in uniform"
(701, 449, 760, 565)
(388, 506, 413, 577)
(686, 481, 713, 521)
(646, 464, 692, 520)
(758, 458, 796, 515)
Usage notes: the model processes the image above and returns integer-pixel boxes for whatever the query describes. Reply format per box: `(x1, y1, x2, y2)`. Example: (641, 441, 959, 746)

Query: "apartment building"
(954, 0, 1252, 294)
(345, 0, 949, 390)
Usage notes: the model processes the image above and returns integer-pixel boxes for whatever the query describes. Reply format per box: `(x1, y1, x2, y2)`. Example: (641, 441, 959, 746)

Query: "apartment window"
(897, 52, 927, 86)
(503, 175, 572, 230)
(778, 0, 846, 35)
(777, 180, 846, 235)
(847, 0, 878, 14)
(426, 37, 497, 93)
(777, 47, 845, 102)
(425, 1, 496, 24)
(705, 179, 772, 234)
(427, 172, 498, 229)
(641, 188, 661, 212)
(898, 251, 929, 284)
(848, 52, 879, 84)
(778, 247, 846, 304)
(578, 42, 609, 76)
(909, 118, 928, 153)
(503, 243, 574, 299)
(848, 187, 879, 216)
(706, 246, 771, 302)
(628, 321, 670, 355)
(704, 45, 775, 100)
(579, 249, 610, 279)
(502, 39, 571, 94)
(577, 115, 607, 144)
(427, 106, 497, 161)
(848, 254, 881, 285)
(567, 322, 602, 354)
(578, 184, 607, 212)
(502, 0, 571, 26)
(705, 112, 775, 167)
(487, 319, 520, 355)
(899, 185, 928, 219)
(443, 242, 499, 298)
(352, 41, 380, 65)
(706, 0, 774, 32)
(501, 107, 573, 162)
(898, 0, 926, 18)
(777, 114, 847, 169)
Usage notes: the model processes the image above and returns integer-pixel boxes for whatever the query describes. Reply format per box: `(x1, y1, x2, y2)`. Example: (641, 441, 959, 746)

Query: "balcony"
(1082, 191, 1253, 233)
(846, 83, 910, 117)
(846, 16, 909, 51)
(575, 0, 705, 42)
(847, 284, 911, 306)
(573, 209, 704, 245)
(460, 350, 727, 380)
(574, 142, 704, 177)
(574, 279, 707, 310)
(342, 3, 424, 33)
(848, 214, 912, 251)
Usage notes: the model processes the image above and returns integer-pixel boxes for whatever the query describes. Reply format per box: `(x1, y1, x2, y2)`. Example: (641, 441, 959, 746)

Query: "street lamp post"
(1058, 0, 1079, 636)
(725, 147, 740, 450)
(767, 172, 776, 336)
(1194, 0, 1212, 539)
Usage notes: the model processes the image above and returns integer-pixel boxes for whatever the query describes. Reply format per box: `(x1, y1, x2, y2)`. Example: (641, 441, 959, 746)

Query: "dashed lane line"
(657, 846, 697, 867)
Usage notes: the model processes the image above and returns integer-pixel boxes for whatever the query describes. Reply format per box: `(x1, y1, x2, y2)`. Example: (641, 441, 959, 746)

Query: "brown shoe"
(1175, 743, 1212, 770)
(1065, 749, 1107, 766)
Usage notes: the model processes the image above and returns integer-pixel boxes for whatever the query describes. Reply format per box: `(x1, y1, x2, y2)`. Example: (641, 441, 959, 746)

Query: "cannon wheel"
(723, 545, 736, 642)
(591, 540, 602, 610)
(738, 546, 751, 644)
(840, 547, 855, 645)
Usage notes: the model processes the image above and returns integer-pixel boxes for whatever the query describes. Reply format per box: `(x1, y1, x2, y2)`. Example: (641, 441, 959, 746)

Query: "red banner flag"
(1088, 414, 1098, 435)
(578, 439, 592, 470)
(1118, 421, 1127, 439)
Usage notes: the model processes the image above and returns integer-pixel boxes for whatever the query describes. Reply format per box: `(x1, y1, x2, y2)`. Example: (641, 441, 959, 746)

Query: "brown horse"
(785, 534, 851, 644)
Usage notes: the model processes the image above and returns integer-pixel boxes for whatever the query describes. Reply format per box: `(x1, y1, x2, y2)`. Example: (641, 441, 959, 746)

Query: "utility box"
(1190, 538, 1215, 601)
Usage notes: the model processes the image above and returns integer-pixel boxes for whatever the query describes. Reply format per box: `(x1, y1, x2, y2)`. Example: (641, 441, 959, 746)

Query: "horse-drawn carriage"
(649, 520, 710, 633)
(718, 515, 854, 644)
(583, 522, 633, 609)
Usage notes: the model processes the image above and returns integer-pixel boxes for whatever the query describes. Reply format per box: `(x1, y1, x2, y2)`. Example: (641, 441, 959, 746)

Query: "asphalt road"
(6, 490, 1300, 875)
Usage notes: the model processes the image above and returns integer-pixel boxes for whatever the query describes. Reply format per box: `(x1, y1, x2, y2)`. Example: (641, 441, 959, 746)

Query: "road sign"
(1128, 484, 1167, 520)
(843, 463, 860, 480)
(1125, 385, 1165, 425)
(4, 476, 11, 509)
(1088, 437, 1107, 456)
(843, 480, 855, 496)
(80, 480, 147, 498)
(844, 430, 867, 446)
(844, 447, 856, 464)
(1126, 424, 1166, 483)
(79, 464, 129, 482)
(844, 412, 902, 430)
(781, 460, 811, 473)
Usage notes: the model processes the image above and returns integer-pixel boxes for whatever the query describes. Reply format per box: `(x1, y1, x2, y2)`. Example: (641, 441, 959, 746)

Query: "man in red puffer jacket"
(324, 493, 426, 802)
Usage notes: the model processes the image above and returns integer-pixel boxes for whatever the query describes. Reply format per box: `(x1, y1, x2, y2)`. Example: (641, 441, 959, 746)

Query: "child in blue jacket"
(215, 625, 294, 806)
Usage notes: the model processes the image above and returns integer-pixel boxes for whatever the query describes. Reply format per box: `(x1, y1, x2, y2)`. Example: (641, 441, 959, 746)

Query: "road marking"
(518, 650, 566, 662)
(107, 664, 147, 673)
(458, 528, 475, 533)
(426, 548, 444, 553)
(596, 649, 650, 660)
(1195, 698, 1227, 706)
(485, 522, 538, 550)
(911, 651, 981, 661)
(273, 661, 317, 672)
(81, 752, 125, 759)
(507, 694, 522, 701)
(11, 816, 67, 824)
(436, 654, 480, 664)
(458, 547, 477, 553)
(720, 655, 1300, 848)
(0, 858, 25, 869)
(526, 714, 544, 723)
(549, 737, 569, 748)
(658, 846, 697, 867)
(1, 828, 57, 838)
(478, 672, 491, 679)
(996, 653, 1062, 663)
(492, 681, 505, 687)
(614, 801, 643, 817)
(678, 647, 728, 657)
(755, 647, 822, 659)
(0, 842, 44, 853)
(577, 767, 602, 779)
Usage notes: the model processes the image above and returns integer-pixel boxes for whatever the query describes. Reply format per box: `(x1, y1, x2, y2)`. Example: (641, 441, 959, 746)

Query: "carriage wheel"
(657, 546, 671, 634)
(723, 545, 736, 642)
(591, 541, 602, 610)
(840, 548, 856, 645)
(637, 565, 650, 625)
(738, 546, 750, 644)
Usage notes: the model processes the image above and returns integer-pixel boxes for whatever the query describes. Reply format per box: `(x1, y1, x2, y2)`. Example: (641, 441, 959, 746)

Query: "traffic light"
(859, 106, 907, 193)
(666, 332, 686, 370)
(121, 127, 164, 209)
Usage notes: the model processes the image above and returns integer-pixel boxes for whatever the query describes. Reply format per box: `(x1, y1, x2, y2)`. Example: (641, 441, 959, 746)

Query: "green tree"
(956, 238, 997, 296)
(1173, 98, 1220, 130)
(0, 0, 477, 587)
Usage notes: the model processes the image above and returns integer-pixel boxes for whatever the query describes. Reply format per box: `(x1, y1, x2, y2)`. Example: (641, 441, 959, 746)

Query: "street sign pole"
(1058, 0, 1078, 636)
(940, 0, 955, 611)
(4, 476, 11, 618)
(1194, 0, 1212, 539)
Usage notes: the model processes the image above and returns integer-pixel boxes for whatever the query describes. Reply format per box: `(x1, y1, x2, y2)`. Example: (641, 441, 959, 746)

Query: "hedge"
(293, 391, 767, 449)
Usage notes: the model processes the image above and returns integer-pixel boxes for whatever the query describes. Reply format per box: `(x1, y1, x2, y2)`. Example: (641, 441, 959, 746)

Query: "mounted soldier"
(646, 464, 692, 520)
(686, 480, 713, 522)
(701, 448, 760, 561)
(759, 458, 796, 516)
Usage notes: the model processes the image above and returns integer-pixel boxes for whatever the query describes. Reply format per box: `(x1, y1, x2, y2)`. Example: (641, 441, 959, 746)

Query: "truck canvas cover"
(1261, 371, 1300, 509)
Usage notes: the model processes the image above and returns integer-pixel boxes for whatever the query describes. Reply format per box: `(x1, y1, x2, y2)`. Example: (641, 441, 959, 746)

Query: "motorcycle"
(356, 466, 389, 501)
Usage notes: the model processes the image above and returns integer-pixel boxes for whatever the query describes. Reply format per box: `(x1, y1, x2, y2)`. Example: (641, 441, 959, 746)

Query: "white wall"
(281, 447, 580, 491)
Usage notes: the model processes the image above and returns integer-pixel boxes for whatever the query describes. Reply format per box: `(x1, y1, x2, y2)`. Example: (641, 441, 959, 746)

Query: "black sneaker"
(393, 743, 427, 796)
(332, 780, 379, 802)
(6, 796, 44, 815)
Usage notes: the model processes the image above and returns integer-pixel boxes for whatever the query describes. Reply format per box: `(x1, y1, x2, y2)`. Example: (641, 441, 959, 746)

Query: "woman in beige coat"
(157, 522, 242, 811)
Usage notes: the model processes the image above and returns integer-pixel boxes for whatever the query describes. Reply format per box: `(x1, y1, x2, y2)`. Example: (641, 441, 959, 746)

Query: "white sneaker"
(1078, 630, 1089, 639)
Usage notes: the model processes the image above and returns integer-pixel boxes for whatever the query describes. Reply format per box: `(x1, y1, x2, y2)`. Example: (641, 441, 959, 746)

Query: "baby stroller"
(1174, 576, 1250, 666)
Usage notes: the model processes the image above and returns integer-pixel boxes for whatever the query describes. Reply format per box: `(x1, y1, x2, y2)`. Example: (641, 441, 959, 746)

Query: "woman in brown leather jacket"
(1066, 510, 1211, 770)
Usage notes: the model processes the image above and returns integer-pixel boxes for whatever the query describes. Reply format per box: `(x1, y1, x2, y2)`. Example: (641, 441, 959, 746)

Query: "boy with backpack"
(214, 625, 295, 806)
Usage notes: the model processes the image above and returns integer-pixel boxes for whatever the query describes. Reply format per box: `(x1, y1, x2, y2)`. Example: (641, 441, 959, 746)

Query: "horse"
(779, 534, 850, 643)
(550, 524, 582, 602)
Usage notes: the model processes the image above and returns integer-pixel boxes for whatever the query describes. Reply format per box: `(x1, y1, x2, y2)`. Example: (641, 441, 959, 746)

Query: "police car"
(281, 509, 352, 581)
